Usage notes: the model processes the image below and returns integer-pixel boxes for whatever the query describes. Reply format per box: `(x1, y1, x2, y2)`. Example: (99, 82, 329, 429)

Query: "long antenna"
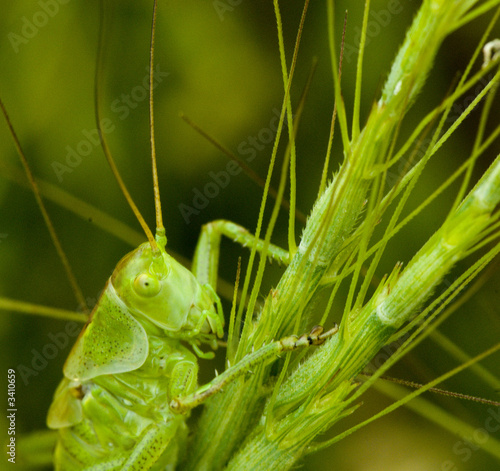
(95, 0, 158, 253)
(149, 0, 166, 249)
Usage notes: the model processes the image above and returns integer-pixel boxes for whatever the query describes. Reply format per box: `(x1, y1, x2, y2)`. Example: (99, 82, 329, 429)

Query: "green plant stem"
(184, 1, 495, 469)
(228, 153, 500, 469)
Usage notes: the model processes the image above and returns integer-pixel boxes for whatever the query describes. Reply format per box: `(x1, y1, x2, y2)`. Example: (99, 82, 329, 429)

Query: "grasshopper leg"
(192, 219, 290, 288)
(170, 324, 339, 414)
(83, 421, 183, 471)
(119, 422, 181, 471)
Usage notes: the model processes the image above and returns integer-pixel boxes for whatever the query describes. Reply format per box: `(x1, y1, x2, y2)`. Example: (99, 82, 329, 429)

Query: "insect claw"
(313, 324, 340, 344)
(309, 325, 324, 337)
(321, 323, 339, 339)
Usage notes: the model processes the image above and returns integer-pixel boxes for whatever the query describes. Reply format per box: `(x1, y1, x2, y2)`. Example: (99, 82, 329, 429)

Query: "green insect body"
(43, 236, 337, 469)
(46, 241, 224, 469)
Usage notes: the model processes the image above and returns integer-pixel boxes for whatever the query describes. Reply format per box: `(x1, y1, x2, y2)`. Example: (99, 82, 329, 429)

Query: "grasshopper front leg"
(170, 325, 339, 414)
(192, 219, 290, 288)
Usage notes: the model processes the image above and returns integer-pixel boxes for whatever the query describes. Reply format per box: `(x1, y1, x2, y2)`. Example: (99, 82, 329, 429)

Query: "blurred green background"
(0, 1, 499, 469)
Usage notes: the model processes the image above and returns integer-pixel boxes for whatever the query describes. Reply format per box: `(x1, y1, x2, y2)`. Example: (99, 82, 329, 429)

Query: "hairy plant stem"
(183, 1, 499, 469)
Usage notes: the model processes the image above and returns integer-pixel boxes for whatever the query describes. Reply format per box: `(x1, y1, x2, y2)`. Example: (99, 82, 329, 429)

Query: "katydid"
(45, 242, 336, 469)
(0, 1, 339, 469)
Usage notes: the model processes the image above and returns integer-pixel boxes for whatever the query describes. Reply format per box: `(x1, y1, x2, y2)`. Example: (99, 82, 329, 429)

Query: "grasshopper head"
(111, 242, 223, 338)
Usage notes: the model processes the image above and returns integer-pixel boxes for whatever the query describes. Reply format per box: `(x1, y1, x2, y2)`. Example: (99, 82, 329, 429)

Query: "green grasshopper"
(45, 232, 336, 469)
(1, 1, 338, 469)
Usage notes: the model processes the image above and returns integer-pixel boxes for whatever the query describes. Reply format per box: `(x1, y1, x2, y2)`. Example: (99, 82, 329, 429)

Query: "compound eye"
(133, 273, 161, 297)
